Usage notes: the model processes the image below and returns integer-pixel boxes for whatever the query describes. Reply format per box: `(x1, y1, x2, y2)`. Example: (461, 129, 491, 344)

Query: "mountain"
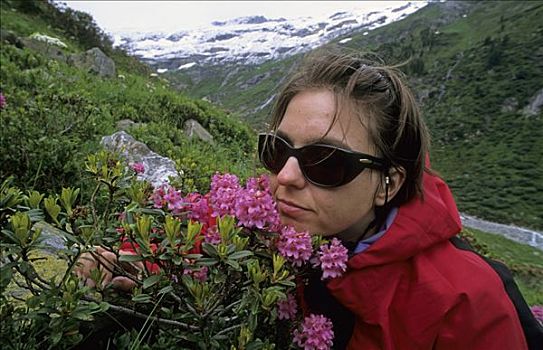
(113, 2, 427, 69)
(163, 0, 543, 231)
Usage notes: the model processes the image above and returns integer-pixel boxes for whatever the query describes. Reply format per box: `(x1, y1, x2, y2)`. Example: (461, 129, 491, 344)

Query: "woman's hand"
(74, 246, 139, 292)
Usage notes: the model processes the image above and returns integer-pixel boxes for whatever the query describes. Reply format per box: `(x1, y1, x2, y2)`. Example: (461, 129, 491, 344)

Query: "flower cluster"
(293, 314, 334, 350)
(209, 173, 240, 217)
(277, 293, 298, 320)
(235, 175, 279, 229)
(208, 173, 280, 230)
(130, 162, 145, 174)
(151, 184, 184, 213)
(531, 305, 543, 325)
(314, 238, 349, 280)
(276, 226, 313, 267)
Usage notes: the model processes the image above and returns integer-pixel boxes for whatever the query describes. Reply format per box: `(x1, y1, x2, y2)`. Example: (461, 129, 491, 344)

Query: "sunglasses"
(258, 133, 389, 188)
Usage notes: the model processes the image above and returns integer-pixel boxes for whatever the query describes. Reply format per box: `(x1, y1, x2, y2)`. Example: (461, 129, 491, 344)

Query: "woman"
(257, 50, 541, 349)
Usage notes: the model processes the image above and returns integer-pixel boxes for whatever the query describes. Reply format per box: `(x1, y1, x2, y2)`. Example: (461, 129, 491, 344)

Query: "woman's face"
(270, 88, 383, 241)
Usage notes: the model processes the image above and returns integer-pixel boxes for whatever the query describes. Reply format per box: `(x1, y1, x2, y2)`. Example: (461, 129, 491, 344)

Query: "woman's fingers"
(74, 247, 143, 291)
(110, 276, 137, 292)
(98, 251, 117, 288)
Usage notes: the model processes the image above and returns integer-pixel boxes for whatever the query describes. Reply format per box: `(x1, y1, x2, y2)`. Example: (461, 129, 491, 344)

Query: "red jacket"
(327, 173, 528, 349)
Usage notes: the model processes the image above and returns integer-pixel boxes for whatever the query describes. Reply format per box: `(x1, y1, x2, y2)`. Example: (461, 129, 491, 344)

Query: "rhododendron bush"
(0, 150, 345, 349)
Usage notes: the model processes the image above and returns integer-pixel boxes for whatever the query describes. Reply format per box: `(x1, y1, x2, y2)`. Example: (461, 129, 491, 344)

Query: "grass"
(467, 228, 543, 305)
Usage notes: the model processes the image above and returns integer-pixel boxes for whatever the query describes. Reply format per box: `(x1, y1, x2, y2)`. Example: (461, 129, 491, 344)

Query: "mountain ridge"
(113, 2, 427, 68)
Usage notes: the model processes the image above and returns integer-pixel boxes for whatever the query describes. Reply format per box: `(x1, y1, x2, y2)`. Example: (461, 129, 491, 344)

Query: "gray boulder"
(101, 131, 179, 187)
(184, 119, 214, 144)
(68, 47, 116, 78)
(20, 36, 67, 63)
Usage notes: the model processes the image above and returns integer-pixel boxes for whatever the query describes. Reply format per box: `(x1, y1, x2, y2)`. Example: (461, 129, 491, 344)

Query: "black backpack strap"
(450, 236, 543, 350)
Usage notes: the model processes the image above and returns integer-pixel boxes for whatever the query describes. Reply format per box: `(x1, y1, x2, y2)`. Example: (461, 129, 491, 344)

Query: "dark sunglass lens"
(259, 135, 289, 173)
(301, 146, 346, 186)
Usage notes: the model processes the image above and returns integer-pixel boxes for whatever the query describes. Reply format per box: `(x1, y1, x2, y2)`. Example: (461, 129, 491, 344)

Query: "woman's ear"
(375, 166, 406, 206)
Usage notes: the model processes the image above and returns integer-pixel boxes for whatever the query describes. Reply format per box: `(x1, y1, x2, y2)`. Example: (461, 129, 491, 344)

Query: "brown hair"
(269, 49, 430, 207)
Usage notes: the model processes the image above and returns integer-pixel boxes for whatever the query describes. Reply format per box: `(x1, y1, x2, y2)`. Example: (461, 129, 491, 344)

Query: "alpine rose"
(130, 162, 145, 174)
(235, 175, 279, 229)
(277, 293, 297, 320)
(276, 226, 313, 267)
(209, 173, 241, 217)
(293, 314, 334, 350)
(315, 238, 348, 280)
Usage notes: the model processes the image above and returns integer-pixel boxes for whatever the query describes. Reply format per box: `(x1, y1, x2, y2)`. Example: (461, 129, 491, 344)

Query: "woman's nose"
(276, 156, 306, 188)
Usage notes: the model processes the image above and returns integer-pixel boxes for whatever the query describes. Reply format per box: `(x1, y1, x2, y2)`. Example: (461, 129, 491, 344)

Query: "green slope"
(1, 0, 258, 197)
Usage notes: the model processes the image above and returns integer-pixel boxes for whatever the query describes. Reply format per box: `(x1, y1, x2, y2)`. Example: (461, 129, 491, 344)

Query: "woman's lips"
(276, 199, 309, 218)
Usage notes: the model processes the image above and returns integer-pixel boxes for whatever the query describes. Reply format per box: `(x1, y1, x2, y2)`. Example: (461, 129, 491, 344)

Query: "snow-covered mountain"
(113, 2, 428, 72)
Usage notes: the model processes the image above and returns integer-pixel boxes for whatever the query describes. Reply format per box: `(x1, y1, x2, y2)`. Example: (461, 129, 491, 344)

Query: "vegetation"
(1, 2, 258, 198)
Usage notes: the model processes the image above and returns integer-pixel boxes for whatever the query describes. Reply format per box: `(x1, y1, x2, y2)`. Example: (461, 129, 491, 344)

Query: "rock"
(33, 221, 67, 252)
(523, 88, 543, 116)
(68, 47, 116, 78)
(184, 119, 214, 144)
(101, 131, 179, 187)
(20, 36, 67, 63)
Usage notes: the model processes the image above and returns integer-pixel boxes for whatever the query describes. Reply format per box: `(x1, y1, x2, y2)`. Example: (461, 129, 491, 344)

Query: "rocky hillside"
(168, 0, 543, 230)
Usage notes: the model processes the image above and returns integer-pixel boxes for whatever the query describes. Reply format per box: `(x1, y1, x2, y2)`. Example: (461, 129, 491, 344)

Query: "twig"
(214, 323, 242, 337)
(84, 299, 199, 331)
(90, 182, 102, 231)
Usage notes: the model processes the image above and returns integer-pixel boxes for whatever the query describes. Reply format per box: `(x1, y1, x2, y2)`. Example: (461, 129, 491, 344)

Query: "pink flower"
(150, 184, 183, 213)
(183, 266, 208, 282)
(293, 314, 334, 350)
(209, 173, 241, 217)
(184, 192, 210, 222)
(277, 293, 297, 320)
(130, 162, 145, 174)
(0, 92, 6, 109)
(276, 226, 313, 267)
(531, 305, 543, 324)
(204, 224, 221, 244)
(235, 175, 279, 229)
(315, 238, 348, 280)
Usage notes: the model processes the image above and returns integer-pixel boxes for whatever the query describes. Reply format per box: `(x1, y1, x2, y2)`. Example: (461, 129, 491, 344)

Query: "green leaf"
(143, 274, 161, 289)
(225, 259, 241, 271)
(201, 243, 219, 257)
(0, 262, 15, 292)
(119, 254, 144, 262)
(158, 285, 173, 295)
(132, 293, 152, 303)
(229, 250, 253, 260)
(197, 258, 219, 266)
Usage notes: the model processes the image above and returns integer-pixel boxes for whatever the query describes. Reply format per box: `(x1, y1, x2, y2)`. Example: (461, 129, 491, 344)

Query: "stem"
(214, 323, 242, 337)
(90, 182, 102, 231)
(81, 297, 199, 331)
(31, 158, 43, 189)
(102, 183, 115, 228)
(58, 246, 81, 289)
